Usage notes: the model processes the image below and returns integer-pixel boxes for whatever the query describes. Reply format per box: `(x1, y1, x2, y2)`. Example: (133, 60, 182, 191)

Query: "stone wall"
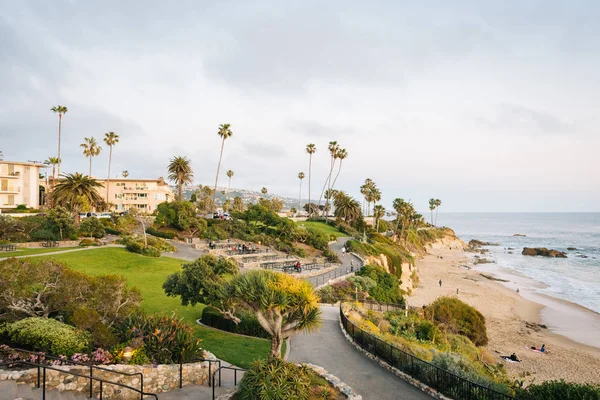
(15, 240, 81, 248)
(0, 360, 212, 398)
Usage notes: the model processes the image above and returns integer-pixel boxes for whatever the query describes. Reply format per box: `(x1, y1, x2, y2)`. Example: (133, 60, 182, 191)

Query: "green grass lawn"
(0, 246, 79, 258)
(296, 221, 348, 238)
(40, 247, 281, 368)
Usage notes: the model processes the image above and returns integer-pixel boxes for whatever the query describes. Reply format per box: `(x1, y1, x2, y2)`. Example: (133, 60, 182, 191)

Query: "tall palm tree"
(226, 170, 234, 192)
(333, 191, 362, 224)
(80, 137, 102, 176)
(53, 173, 104, 221)
(214, 124, 233, 208)
(434, 199, 442, 226)
(167, 156, 194, 201)
(297, 172, 305, 206)
(428, 198, 436, 225)
(330, 148, 348, 191)
(305, 144, 317, 213)
(122, 170, 129, 178)
(44, 157, 60, 208)
(103, 132, 120, 208)
(318, 141, 339, 212)
(51, 105, 68, 177)
(373, 204, 385, 232)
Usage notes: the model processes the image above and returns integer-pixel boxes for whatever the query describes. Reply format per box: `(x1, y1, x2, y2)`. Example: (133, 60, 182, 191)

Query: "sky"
(1, 0, 599, 212)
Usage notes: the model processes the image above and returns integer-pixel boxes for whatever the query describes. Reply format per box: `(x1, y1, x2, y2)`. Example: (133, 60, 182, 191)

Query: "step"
(0, 381, 18, 400)
(158, 385, 229, 400)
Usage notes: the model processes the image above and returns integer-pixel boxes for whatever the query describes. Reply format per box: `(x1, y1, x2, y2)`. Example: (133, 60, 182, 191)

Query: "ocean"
(436, 213, 600, 315)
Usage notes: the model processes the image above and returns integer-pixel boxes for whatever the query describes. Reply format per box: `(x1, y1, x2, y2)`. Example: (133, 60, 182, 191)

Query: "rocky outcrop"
(513, 234, 527, 237)
(468, 239, 499, 248)
(522, 248, 567, 258)
(567, 247, 578, 251)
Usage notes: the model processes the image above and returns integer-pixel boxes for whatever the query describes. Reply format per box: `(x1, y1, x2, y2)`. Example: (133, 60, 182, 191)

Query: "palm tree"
(226, 170, 234, 192)
(80, 137, 102, 176)
(333, 191, 362, 224)
(53, 173, 104, 221)
(434, 199, 442, 226)
(297, 172, 305, 206)
(44, 157, 60, 208)
(167, 156, 194, 201)
(122, 170, 129, 178)
(305, 144, 317, 213)
(103, 132, 120, 208)
(373, 204, 385, 232)
(330, 148, 348, 191)
(261, 187, 268, 197)
(213, 124, 233, 208)
(318, 141, 339, 212)
(51, 105, 68, 177)
(428, 198, 436, 225)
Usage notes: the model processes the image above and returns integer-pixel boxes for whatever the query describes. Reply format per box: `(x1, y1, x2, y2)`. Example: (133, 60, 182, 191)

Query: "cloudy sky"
(1, 0, 599, 212)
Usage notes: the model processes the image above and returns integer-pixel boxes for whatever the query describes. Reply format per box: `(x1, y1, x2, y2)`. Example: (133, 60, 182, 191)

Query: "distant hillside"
(179, 185, 307, 210)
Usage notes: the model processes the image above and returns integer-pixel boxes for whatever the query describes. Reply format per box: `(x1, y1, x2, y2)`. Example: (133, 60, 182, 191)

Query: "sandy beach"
(409, 247, 600, 385)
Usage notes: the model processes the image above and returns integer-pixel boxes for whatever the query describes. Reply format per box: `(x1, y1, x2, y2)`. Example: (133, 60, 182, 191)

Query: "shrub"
(322, 249, 340, 263)
(79, 238, 100, 247)
(146, 227, 176, 239)
(121, 235, 175, 257)
(201, 307, 270, 339)
(15, 204, 28, 211)
(155, 201, 200, 231)
(105, 227, 122, 235)
(356, 264, 404, 305)
(236, 358, 311, 400)
(425, 297, 488, 346)
(79, 217, 106, 238)
(3, 317, 91, 356)
(117, 313, 202, 364)
(70, 307, 118, 348)
(515, 380, 600, 400)
(31, 229, 60, 241)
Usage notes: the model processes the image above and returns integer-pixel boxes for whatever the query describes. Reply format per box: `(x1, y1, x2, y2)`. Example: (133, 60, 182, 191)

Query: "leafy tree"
(214, 124, 233, 207)
(80, 137, 102, 176)
(167, 156, 194, 201)
(53, 173, 103, 220)
(222, 199, 231, 212)
(297, 172, 305, 206)
(190, 193, 197, 202)
(45, 206, 76, 239)
(103, 132, 120, 206)
(195, 185, 215, 213)
(164, 258, 321, 360)
(79, 217, 106, 238)
(155, 201, 199, 231)
(258, 197, 283, 213)
(232, 196, 245, 212)
(305, 144, 316, 214)
(51, 105, 68, 176)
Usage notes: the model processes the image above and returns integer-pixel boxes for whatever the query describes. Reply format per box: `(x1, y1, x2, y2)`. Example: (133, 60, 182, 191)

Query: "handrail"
(0, 360, 158, 400)
(211, 365, 246, 400)
(339, 304, 515, 400)
(2, 347, 145, 398)
(178, 355, 221, 388)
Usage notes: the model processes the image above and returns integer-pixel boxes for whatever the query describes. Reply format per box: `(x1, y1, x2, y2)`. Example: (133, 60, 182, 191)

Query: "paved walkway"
(0, 244, 124, 261)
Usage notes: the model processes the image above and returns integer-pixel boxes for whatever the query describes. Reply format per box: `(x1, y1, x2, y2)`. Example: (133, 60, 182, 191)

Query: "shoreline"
(408, 246, 600, 384)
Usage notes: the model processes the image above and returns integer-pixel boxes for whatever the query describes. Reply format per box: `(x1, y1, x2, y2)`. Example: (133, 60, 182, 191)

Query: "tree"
(80, 137, 102, 176)
(195, 185, 216, 213)
(51, 105, 68, 177)
(53, 173, 104, 221)
(232, 196, 245, 212)
(122, 170, 129, 178)
(373, 204, 385, 232)
(79, 217, 106, 238)
(305, 144, 316, 215)
(223, 199, 231, 212)
(155, 201, 199, 231)
(214, 124, 233, 208)
(360, 179, 374, 216)
(167, 156, 194, 201)
(333, 191, 362, 224)
(261, 187, 268, 197)
(164, 257, 321, 360)
(318, 141, 340, 216)
(46, 206, 76, 240)
(329, 148, 347, 191)
(103, 132, 120, 207)
(297, 172, 305, 207)
(429, 198, 436, 225)
(226, 170, 234, 192)
(434, 199, 442, 226)
(44, 157, 60, 207)
(392, 198, 416, 245)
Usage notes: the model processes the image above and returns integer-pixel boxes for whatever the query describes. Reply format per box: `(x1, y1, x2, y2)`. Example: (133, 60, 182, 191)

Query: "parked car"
(80, 212, 111, 219)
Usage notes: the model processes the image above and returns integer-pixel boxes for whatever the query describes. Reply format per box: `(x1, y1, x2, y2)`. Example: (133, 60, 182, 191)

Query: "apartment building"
(0, 161, 45, 209)
(96, 177, 174, 213)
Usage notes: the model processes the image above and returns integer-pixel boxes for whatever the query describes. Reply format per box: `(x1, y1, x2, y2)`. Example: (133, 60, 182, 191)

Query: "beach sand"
(408, 248, 600, 385)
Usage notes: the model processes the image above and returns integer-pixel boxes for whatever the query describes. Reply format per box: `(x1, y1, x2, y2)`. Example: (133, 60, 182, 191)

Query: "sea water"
(436, 213, 600, 314)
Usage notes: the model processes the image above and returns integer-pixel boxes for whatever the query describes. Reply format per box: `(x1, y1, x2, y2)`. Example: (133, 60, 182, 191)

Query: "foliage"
(2, 317, 92, 356)
(167, 156, 194, 201)
(356, 264, 404, 305)
(346, 233, 414, 277)
(515, 380, 600, 400)
(155, 201, 200, 231)
(257, 197, 284, 212)
(45, 206, 77, 240)
(53, 173, 104, 213)
(116, 312, 202, 364)
(31, 228, 60, 241)
(425, 297, 488, 346)
(201, 307, 270, 339)
(70, 307, 117, 348)
(236, 358, 312, 400)
(115, 214, 138, 234)
(120, 235, 176, 257)
(146, 226, 176, 239)
(333, 191, 362, 223)
(79, 238, 100, 246)
(79, 217, 106, 238)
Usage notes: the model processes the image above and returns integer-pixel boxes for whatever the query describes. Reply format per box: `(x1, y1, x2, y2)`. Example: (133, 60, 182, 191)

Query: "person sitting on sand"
(509, 353, 520, 362)
(541, 344, 546, 353)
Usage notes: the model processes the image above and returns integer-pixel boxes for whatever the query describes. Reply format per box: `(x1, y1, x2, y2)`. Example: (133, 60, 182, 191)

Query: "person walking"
(439, 279, 442, 288)
(341, 247, 346, 256)
(350, 260, 355, 272)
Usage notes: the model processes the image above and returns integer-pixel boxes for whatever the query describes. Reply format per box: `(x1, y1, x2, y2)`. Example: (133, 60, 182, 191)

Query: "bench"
(0, 244, 17, 252)
(42, 241, 59, 248)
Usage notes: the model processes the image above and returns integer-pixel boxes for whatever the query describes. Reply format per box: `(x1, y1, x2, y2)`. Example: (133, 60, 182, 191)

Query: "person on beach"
(439, 279, 442, 288)
(456, 288, 459, 295)
(509, 353, 520, 362)
(350, 260, 355, 272)
(541, 344, 546, 353)
(342, 247, 346, 256)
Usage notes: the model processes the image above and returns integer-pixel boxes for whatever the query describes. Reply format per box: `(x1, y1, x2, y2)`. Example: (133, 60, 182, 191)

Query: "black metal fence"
(339, 306, 515, 400)
(305, 254, 364, 288)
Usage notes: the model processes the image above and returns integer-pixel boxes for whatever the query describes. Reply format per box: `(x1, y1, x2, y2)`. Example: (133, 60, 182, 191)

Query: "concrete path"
(305, 237, 362, 287)
(289, 306, 431, 400)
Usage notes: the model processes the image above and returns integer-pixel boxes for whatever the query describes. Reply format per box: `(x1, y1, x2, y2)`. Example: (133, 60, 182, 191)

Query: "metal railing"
(0, 360, 157, 400)
(211, 365, 246, 400)
(178, 355, 221, 389)
(1, 347, 145, 398)
(339, 306, 515, 400)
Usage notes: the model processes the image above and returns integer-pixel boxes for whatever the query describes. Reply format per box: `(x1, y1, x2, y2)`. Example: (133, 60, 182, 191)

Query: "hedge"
(200, 307, 270, 339)
(145, 227, 176, 239)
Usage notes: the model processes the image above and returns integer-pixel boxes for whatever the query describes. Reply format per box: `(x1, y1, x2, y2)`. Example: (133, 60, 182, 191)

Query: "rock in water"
(567, 247, 578, 251)
(522, 247, 567, 258)
(513, 234, 527, 237)
(469, 239, 500, 248)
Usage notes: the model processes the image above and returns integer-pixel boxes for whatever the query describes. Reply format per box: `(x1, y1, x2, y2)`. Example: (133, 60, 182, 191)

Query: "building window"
(138, 193, 148, 198)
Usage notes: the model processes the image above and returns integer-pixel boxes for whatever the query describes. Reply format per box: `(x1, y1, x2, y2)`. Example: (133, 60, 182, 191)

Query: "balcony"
(0, 171, 21, 179)
(0, 186, 19, 193)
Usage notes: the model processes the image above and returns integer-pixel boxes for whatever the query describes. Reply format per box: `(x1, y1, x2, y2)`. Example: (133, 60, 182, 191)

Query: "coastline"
(408, 247, 600, 385)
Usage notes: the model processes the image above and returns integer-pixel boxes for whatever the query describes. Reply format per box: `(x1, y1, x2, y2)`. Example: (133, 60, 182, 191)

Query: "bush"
(322, 249, 340, 263)
(31, 228, 60, 241)
(105, 227, 122, 235)
(201, 307, 270, 339)
(146, 227, 176, 239)
(79, 217, 106, 238)
(516, 380, 600, 400)
(121, 235, 175, 257)
(70, 307, 117, 348)
(155, 201, 200, 231)
(79, 238, 100, 247)
(425, 297, 488, 346)
(3, 317, 91, 356)
(236, 358, 311, 400)
(116, 313, 202, 364)
(356, 264, 404, 305)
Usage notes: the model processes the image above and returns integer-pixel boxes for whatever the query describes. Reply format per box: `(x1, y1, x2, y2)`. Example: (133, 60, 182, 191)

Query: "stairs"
(0, 380, 230, 400)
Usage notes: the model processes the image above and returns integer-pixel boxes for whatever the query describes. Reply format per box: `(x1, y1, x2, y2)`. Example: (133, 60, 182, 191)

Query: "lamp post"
(123, 347, 133, 363)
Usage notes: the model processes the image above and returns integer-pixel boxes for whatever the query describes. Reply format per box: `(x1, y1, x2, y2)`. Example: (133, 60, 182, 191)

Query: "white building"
(0, 161, 45, 209)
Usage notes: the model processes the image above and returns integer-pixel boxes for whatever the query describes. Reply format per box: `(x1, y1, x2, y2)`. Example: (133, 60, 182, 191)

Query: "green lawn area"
(296, 220, 347, 238)
(40, 247, 280, 368)
(0, 246, 79, 258)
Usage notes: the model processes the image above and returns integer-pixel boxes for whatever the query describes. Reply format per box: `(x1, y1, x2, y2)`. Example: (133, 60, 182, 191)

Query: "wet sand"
(409, 248, 600, 385)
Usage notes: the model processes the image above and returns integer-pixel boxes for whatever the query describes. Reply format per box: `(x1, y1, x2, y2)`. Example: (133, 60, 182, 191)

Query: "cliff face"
(425, 234, 467, 252)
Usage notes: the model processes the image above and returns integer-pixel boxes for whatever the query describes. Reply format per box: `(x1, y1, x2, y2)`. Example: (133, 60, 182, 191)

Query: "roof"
(95, 177, 169, 185)
(0, 160, 47, 168)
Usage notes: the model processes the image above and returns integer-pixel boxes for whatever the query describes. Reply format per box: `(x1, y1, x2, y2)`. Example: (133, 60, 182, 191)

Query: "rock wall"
(0, 361, 211, 398)
(425, 235, 467, 252)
